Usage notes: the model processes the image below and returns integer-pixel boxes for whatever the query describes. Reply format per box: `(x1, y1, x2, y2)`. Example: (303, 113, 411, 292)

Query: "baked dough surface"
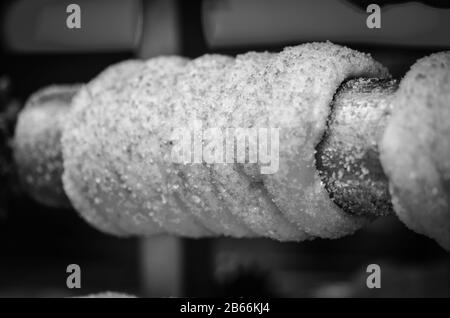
(62, 42, 389, 239)
(380, 52, 450, 250)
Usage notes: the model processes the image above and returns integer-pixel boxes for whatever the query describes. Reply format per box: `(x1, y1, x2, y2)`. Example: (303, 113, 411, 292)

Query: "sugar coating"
(380, 51, 450, 250)
(63, 58, 212, 237)
(62, 60, 165, 236)
(213, 51, 310, 240)
(258, 42, 389, 238)
(160, 55, 253, 237)
(14, 85, 80, 208)
(62, 42, 389, 240)
(116, 56, 215, 237)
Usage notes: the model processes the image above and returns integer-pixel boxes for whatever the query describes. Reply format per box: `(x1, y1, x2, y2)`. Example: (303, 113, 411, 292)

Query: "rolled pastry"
(62, 60, 160, 236)
(225, 43, 389, 238)
(380, 52, 450, 250)
(62, 42, 389, 240)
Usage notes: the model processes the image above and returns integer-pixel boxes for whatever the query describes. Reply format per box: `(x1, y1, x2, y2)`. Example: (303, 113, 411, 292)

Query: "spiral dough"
(61, 42, 391, 240)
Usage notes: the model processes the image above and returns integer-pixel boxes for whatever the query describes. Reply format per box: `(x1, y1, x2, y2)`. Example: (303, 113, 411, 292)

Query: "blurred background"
(0, 0, 450, 297)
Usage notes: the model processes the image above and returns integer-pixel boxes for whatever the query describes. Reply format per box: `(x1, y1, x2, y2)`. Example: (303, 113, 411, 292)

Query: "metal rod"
(316, 77, 398, 217)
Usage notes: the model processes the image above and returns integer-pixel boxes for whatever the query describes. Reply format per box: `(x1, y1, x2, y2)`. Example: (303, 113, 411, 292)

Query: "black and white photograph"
(0, 0, 449, 304)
